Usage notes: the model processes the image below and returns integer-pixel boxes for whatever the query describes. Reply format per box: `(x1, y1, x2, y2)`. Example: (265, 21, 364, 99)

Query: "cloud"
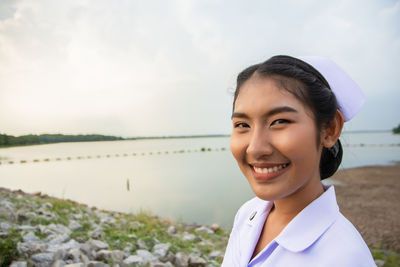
(0, 0, 399, 136)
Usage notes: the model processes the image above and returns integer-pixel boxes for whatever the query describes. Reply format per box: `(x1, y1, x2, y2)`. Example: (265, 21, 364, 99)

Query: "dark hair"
(233, 55, 342, 179)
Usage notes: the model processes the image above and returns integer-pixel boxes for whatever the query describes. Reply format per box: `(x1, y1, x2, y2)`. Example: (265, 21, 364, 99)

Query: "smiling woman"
(222, 56, 376, 266)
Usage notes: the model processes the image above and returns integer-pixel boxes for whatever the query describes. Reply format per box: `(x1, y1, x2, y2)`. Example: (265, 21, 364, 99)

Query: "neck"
(271, 179, 324, 224)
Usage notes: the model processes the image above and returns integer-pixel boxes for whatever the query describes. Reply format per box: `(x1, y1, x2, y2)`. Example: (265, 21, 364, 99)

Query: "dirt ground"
(329, 162, 400, 252)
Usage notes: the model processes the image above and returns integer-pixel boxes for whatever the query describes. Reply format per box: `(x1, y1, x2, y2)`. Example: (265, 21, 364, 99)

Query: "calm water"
(0, 132, 399, 228)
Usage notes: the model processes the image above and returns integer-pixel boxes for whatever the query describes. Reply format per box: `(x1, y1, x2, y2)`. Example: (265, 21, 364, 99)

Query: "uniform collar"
(274, 185, 340, 252)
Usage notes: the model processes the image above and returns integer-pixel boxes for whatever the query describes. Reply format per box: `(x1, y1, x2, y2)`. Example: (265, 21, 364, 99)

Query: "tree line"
(0, 134, 124, 147)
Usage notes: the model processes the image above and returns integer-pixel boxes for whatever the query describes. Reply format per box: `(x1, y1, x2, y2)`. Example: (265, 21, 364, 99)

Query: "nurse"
(222, 55, 376, 266)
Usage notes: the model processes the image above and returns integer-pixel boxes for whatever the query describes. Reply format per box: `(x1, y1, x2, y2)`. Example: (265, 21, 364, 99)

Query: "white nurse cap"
(299, 56, 365, 122)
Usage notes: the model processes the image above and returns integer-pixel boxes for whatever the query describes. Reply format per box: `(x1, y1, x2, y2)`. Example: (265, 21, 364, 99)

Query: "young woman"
(222, 55, 376, 266)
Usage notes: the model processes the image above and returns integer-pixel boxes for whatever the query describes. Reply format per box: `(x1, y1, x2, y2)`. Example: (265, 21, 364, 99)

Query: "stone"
(31, 252, 54, 264)
(375, 259, 385, 267)
(23, 231, 40, 242)
(79, 243, 95, 259)
(87, 262, 110, 267)
(69, 221, 83, 231)
(43, 202, 54, 209)
(152, 243, 171, 260)
(10, 261, 28, 267)
(66, 248, 82, 263)
(89, 227, 104, 239)
(64, 263, 84, 267)
(194, 226, 213, 235)
(51, 261, 66, 267)
(18, 225, 37, 231)
(208, 251, 223, 260)
(181, 233, 196, 242)
(167, 226, 177, 235)
(47, 233, 70, 245)
(72, 213, 83, 220)
(123, 255, 144, 266)
(188, 255, 206, 267)
(95, 249, 124, 262)
(87, 239, 109, 251)
(136, 239, 148, 249)
(17, 241, 47, 255)
(0, 221, 12, 230)
(175, 252, 189, 267)
(149, 262, 173, 267)
(210, 224, 219, 232)
(136, 249, 157, 263)
(47, 224, 72, 235)
(47, 239, 81, 253)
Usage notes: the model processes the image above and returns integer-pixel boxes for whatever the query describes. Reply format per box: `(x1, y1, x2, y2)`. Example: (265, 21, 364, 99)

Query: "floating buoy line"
(0, 143, 399, 166)
(0, 147, 228, 165)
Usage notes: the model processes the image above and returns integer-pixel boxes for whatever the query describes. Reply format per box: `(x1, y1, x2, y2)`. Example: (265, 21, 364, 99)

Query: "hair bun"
(320, 139, 343, 179)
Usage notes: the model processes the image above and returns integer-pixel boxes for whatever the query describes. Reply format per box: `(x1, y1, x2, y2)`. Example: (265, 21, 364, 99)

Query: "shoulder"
(312, 213, 376, 266)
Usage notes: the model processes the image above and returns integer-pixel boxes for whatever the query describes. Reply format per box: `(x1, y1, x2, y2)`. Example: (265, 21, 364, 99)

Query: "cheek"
(230, 134, 246, 162)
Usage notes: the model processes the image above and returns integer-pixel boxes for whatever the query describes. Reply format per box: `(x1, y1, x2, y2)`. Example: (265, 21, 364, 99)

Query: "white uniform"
(222, 186, 376, 267)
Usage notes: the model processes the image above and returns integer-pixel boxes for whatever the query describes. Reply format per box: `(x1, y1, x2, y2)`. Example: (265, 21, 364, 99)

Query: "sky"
(0, 0, 399, 137)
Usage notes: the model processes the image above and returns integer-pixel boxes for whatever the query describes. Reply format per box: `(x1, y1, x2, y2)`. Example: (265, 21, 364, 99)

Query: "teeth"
(253, 163, 288, 174)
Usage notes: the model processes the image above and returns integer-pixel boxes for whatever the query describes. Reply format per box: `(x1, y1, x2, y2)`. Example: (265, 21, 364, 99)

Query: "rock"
(43, 202, 53, 209)
(167, 226, 177, 235)
(47, 234, 70, 245)
(18, 225, 37, 231)
(208, 251, 223, 260)
(375, 259, 385, 267)
(69, 221, 83, 231)
(194, 226, 213, 235)
(181, 233, 196, 242)
(87, 262, 110, 267)
(17, 241, 47, 255)
(66, 248, 82, 263)
(47, 239, 81, 253)
(175, 252, 189, 267)
(10, 261, 28, 267)
(0, 206, 14, 220)
(47, 224, 72, 235)
(0, 221, 12, 230)
(79, 243, 95, 259)
(87, 239, 109, 251)
(72, 213, 83, 220)
(149, 262, 173, 267)
(152, 243, 171, 260)
(95, 249, 124, 262)
(188, 255, 206, 267)
(64, 263, 84, 267)
(51, 259, 66, 267)
(136, 249, 158, 263)
(31, 252, 54, 264)
(89, 227, 104, 239)
(136, 239, 148, 249)
(17, 211, 29, 223)
(123, 255, 144, 266)
(210, 224, 219, 232)
(23, 231, 40, 242)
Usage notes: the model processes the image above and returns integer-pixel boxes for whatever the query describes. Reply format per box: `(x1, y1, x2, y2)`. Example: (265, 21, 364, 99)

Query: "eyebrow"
(231, 106, 298, 119)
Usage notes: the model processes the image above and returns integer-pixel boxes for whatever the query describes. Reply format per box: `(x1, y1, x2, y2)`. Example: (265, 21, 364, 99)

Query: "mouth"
(250, 162, 290, 181)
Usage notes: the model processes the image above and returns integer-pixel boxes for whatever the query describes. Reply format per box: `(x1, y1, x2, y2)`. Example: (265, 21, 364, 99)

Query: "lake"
(0, 131, 399, 228)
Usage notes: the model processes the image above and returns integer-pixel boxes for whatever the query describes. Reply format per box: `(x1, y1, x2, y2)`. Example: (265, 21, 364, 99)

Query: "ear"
(321, 110, 344, 148)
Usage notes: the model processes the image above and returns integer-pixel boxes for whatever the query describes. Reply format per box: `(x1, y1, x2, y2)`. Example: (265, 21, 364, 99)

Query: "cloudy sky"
(1, 0, 399, 137)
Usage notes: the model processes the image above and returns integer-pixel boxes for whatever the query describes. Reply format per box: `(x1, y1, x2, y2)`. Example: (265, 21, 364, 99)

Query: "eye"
(270, 119, 290, 126)
(234, 122, 250, 128)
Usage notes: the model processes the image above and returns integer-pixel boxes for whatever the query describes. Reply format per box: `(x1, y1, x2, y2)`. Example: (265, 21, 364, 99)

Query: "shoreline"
(1, 162, 399, 266)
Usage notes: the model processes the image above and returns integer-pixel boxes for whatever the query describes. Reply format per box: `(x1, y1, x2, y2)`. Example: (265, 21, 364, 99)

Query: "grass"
(0, 229, 21, 267)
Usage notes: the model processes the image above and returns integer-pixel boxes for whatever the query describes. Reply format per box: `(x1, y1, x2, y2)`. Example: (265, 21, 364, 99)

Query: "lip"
(249, 162, 290, 181)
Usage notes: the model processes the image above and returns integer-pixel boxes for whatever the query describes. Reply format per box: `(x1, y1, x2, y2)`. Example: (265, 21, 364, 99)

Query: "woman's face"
(230, 76, 323, 201)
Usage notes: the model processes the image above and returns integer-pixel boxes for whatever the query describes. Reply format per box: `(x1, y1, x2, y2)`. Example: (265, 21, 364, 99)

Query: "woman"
(222, 55, 376, 266)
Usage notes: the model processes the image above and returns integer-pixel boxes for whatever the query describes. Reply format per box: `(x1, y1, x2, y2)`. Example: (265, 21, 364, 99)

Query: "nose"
(246, 127, 273, 159)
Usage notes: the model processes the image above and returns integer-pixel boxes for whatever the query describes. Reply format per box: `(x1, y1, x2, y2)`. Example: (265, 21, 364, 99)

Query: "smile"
(253, 163, 289, 174)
